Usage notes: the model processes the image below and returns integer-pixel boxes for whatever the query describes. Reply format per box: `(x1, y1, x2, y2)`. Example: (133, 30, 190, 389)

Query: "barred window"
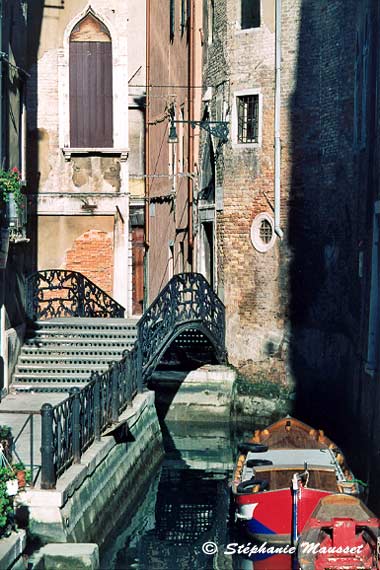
(237, 94, 259, 143)
(241, 0, 260, 29)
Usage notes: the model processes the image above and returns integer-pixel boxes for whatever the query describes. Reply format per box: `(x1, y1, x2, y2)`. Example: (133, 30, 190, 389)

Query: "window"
(241, 0, 260, 30)
(251, 213, 276, 253)
(181, 0, 187, 34)
(237, 94, 259, 143)
(168, 242, 174, 279)
(208, 0, 214, 44)
(69, 12, 113, 148)
(170, 0, 175, 41)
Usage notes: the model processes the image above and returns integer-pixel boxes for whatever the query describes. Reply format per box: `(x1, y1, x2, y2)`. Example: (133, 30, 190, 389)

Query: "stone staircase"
(11, 318, 138, 393)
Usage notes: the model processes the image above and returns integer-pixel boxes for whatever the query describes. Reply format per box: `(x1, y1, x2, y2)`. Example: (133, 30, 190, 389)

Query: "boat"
(231, 417, 361, 544)
(298, 494, 380, 569)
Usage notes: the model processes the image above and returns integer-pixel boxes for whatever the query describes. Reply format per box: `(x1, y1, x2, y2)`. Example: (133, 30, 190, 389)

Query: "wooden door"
(132, 226, 144, 315)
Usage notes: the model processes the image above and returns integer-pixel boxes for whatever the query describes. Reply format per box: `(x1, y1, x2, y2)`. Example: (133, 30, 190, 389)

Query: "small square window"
(170, 0, 175, 41)
(237, 94, 259, 143)
(241, 0, 260, 30)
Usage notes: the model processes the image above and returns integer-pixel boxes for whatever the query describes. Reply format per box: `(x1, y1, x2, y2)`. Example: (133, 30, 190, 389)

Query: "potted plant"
(12, 463, 26, 490)
(0, 167, 23, 214)
(0, 426, 12, 464)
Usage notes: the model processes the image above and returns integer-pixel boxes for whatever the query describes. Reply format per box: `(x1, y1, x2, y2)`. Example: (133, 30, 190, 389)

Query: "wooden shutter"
(70, 41, 113, 148)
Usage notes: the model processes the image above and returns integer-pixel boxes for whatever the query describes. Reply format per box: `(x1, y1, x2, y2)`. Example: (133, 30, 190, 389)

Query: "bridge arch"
(137, 273, 227, 382)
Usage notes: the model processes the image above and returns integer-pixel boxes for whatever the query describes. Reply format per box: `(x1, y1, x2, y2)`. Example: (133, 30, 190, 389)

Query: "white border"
(236, 0, 262, 32)
(250, 212, 276, 253)
(58, 4, 128, 151)
(231, 88, 262, 148)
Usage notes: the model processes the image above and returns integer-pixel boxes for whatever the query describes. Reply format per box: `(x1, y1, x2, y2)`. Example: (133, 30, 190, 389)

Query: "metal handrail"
(137, 272, 226, 380)
(26, 269, 125, 320)
(40, 344, 141, 489)
(38, 272, 226, 488)
(12, 413, 36, 487)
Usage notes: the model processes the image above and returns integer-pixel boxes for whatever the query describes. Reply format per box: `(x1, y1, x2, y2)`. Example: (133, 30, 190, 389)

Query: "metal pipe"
(187, 0, 195, 257)
(41, 404, 55, 489)
(274, 0, 283, 239)
(144, 0, 151, 307)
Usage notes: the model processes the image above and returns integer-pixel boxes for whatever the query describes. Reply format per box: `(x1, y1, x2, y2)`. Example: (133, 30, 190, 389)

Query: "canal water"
(99, 420, 299, 570)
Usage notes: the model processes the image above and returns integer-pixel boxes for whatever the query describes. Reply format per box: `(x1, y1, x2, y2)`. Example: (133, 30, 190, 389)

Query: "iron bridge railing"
(40, 346, 140, 489)
(37, 271, 225, 487)
(137, 272, 226, 380)
(26, 269, 125, 320)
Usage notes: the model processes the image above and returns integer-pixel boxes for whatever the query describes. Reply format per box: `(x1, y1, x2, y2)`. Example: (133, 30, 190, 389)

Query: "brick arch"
(63, 229, 113, 296)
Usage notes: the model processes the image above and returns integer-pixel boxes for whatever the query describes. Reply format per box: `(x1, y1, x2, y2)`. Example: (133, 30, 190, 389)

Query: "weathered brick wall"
(63, 229, 113, 295)
(202, 0, 376, 397)
(201, 0, 380, 508)
(26, 0, 141, 312)
(203, 0, 288, 382)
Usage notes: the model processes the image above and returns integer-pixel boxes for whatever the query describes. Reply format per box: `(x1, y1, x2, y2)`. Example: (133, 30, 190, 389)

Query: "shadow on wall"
(287, 1, 365, 444)
(26, 0, 44, 276)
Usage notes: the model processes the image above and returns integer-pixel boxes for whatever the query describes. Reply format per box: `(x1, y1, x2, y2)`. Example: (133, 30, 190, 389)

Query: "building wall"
(199, 0, 288, 381)
(27, 0, 145, 314)
(199, 0, 380, 510)
(147, 0, 199, 302)
(199, 0, 377, 405)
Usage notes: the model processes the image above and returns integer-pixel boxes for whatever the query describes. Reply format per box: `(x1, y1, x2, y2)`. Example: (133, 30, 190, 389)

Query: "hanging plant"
(0, 167, 24, 214)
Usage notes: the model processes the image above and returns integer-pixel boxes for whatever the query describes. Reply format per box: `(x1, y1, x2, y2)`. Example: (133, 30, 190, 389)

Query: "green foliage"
(0, 467, 14, 533)
(25, 469, 32, 484)
(0, 426, 11, 439)
(0, 168, 24, 213)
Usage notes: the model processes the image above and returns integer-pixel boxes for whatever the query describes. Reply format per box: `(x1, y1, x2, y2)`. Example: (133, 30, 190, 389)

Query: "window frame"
(240, 0, 261, 31)
(232, 89, 262, 148)
(59, 7, 129, 159)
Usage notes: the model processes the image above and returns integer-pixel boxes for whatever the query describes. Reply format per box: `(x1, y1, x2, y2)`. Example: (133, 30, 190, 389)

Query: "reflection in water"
(100, 422, 300, 570)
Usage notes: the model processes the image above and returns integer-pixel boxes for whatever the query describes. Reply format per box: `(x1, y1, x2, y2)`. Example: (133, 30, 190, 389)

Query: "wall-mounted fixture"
(168, 107, 229, 144)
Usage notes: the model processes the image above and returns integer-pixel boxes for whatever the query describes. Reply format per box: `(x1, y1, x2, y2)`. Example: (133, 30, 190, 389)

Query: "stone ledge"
(0, 530, 26, 570)
(22, 391, 154, 509)
(31, 543, 99, 570)
(17, 390, 163, 544)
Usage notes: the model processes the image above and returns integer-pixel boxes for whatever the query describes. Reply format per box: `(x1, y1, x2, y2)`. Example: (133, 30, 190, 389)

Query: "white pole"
(274, 0, 284, 238)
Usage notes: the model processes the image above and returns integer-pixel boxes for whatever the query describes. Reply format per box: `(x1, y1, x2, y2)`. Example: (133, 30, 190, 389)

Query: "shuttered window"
(69, 13, 113, 148)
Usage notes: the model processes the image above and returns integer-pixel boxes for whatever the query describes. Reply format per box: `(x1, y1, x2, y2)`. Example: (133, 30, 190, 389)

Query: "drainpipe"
(144, 0, 150, 308)
(188, 0, 195, 258)
(0, 0, 5, 397)
(274, 0, 283, 239)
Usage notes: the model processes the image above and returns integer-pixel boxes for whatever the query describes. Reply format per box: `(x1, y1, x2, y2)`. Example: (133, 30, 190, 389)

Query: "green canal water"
(99, 421, 299, 570)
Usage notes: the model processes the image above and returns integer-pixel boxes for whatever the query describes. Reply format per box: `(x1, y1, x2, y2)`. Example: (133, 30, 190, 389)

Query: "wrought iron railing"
(137, 272, 226, 379)
(40, 345, 140, 489)
(38, 272, 226, 487)
(26, 269, 125, 320)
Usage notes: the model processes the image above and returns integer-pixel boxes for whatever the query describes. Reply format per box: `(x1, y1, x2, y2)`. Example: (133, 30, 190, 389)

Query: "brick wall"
(63, 229, 114, 295)
(200, 0, 376, 396)
(202, 0, 380, 510)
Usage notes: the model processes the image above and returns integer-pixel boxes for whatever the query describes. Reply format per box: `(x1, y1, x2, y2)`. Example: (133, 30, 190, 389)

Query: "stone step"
(18, 354, 119, 365)
(23, 338, 135, 348)
(32, 317, 139, 328)
(25, 329, 137, 340)
(20, 346, 129, 357)
(13, 372, 93, 383)
(15, 363, 108, 375)
(11, 383, 85, 393)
